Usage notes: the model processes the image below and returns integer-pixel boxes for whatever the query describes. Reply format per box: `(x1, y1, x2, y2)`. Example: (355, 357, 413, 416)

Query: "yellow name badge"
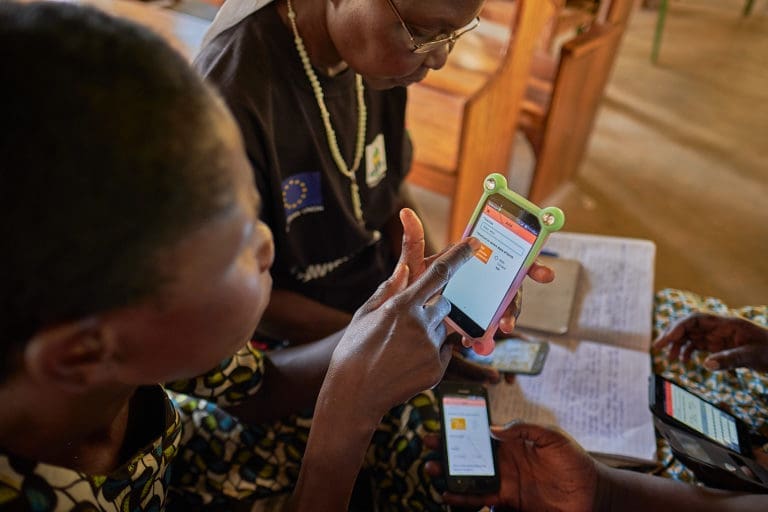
(450, 417, 467, 430)
(365, 133, 387, 187)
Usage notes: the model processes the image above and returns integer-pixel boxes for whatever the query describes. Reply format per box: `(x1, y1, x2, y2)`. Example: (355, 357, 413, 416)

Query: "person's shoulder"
(194, 9, 278, 97)
(195, 16, 260, 75)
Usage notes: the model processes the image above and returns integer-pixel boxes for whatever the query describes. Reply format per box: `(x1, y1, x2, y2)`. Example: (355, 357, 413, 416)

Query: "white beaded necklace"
(286, 0, 367, 224)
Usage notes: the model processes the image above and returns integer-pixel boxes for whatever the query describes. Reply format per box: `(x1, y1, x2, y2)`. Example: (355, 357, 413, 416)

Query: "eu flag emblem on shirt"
(282, 172, 323, 224)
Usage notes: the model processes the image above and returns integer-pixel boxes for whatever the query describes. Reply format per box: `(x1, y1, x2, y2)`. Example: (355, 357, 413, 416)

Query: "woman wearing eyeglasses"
(195, 0, 484, 349)
(194, 1, 509, 510)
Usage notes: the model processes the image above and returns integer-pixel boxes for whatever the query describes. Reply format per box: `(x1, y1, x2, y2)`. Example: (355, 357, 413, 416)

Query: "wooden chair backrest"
(526, 6, 630, 202)
(406, 0, 559, 241)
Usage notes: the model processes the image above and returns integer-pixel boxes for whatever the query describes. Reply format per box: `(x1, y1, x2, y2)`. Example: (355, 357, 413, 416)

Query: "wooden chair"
(518, 0, 634, 202)
(405, 0, 559, 242)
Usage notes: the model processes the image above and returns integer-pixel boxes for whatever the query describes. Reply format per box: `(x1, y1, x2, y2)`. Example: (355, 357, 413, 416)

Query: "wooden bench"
(405, 0, 559, 242)
(520, 0, 634, 202)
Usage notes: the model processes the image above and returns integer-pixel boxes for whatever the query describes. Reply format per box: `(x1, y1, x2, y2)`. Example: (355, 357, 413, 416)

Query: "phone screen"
(442, 394, 496, 477)
(663, 380, 741, 452)
(463, 338, 547, 374)
(443, 197, 540, 335)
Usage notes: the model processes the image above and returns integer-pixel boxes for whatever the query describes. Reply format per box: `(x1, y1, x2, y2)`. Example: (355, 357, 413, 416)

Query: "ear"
(24, 318, 119, 392)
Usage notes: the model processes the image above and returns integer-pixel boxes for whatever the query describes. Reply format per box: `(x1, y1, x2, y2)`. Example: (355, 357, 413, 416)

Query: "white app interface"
(443, 395, 495, 476)
(443, 202, 536, 330)
(665, 381, 740, 451)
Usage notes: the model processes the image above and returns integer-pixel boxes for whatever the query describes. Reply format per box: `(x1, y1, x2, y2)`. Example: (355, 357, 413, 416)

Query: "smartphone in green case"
(442, 174, 564, 354)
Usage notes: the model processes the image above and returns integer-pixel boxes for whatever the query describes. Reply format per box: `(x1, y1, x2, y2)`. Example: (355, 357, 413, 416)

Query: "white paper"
(488, 340, 657, 463)
(491, 232, 659, 464)
(534, 232, 657, 351)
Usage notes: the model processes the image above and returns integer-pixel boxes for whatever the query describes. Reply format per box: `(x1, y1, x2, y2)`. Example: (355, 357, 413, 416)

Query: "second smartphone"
(437, 381, 500, 494)
(649, 374, 754, 455)
(462, 336, 549, 375)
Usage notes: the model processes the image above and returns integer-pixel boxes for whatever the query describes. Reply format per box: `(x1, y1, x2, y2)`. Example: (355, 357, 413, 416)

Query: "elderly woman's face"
(326, 0, 484, 89)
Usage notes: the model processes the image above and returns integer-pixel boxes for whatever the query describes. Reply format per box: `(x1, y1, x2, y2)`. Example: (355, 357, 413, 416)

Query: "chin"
(365, 75, 427, 90)
(393, 69, 430, 88)
(362, 76, 401, 90)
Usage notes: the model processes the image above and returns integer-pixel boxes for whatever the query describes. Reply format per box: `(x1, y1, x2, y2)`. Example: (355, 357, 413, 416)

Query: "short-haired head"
(0, 2, 239, 380)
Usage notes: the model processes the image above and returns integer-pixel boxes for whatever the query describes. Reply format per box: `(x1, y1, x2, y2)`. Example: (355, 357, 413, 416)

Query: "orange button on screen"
(475, 243, 492, 264)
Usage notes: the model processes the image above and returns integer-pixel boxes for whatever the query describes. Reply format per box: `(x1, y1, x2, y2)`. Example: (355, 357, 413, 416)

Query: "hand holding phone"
(442, 174, 564, 354)
(649, 374, 768, 492)
(438, 381, 500, 494)
(649, 374, 752, 454)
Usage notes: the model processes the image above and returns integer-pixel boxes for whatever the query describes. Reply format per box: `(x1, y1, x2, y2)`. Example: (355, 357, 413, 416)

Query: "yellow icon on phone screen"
(450, 418, 467, 430)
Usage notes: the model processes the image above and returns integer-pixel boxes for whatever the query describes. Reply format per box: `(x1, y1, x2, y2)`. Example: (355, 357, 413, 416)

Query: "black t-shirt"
(196, 3, 411, 313)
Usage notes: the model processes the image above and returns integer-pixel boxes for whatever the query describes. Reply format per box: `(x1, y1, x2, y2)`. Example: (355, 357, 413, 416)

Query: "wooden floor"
(411, 0, 768, 308)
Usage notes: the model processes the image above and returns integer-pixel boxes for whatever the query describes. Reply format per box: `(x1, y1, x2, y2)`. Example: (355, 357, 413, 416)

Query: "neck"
(278, 0, 345, 74)
(0, 377, 136, 474)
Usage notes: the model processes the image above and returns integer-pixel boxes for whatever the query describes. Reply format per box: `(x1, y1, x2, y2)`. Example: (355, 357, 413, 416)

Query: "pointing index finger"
(408, 237, 480, 304)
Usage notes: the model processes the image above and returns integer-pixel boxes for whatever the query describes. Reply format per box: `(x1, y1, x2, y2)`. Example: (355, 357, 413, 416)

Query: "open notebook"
(488, 232, 659, 468)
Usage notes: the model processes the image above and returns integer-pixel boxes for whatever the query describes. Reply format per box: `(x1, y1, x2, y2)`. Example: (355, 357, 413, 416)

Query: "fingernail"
(704, 358, 719, 370)
(466, 237, 481, 251)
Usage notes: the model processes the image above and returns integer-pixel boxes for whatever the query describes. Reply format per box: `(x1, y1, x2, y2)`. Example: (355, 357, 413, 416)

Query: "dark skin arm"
(258, 291, 351, 345)
(224, 330, 341, 423)
(430, 422, 768, 512)
(654, 312, 768, 371)
(287, 239, 480, 511)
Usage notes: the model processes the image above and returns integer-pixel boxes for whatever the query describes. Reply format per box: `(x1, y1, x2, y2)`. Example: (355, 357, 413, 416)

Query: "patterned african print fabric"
(168, 392, 445, 512)
(0, 343, 446, 511)
(365, 392, 444, 512)
(0, 345, 270, 511)
(651, 288, 768, 482)
(0, 386, 180, 512)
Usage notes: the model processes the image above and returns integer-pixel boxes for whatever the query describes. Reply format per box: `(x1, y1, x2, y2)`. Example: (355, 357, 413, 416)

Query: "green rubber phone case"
(462, 173, 565, 254)
(447, 173, 565, 353)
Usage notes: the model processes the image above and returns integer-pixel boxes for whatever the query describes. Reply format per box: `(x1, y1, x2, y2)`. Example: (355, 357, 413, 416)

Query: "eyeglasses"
(384, 0, 480, 54)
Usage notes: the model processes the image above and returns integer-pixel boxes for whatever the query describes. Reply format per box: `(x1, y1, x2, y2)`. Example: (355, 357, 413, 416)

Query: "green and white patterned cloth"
(0, 344, 444, 511)
(5, 288, 762, 510)
(652, 288, 768, 481)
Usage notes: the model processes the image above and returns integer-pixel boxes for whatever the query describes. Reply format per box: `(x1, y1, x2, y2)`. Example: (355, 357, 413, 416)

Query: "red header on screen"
(482, 204, 537, 244)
